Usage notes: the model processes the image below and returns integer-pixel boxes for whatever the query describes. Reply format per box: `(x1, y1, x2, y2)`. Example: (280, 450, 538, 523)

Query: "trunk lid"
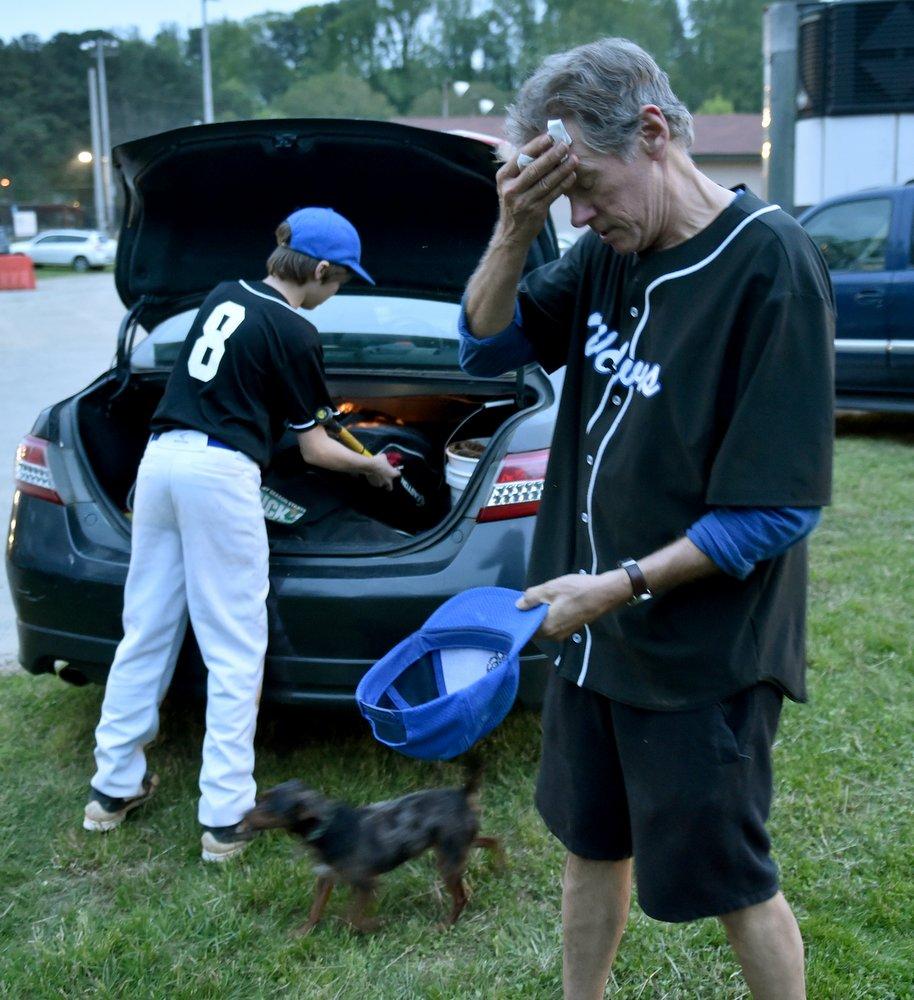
(113, 118, 558, 325)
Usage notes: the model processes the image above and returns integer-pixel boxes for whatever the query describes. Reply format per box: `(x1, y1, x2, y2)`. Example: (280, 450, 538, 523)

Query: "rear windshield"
(131, 294, 465, 373)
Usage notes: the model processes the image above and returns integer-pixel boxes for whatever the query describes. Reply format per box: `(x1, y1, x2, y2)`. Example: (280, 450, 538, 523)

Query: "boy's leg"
(91, 446, 187, 799)
(173, 447, 269, 829)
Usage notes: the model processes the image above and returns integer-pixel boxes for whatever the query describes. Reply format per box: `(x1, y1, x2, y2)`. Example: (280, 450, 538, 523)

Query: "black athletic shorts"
(535, 671, 784, 922)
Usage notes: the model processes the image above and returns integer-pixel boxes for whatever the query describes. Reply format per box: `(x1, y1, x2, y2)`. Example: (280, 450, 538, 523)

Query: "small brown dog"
(241, 762, 501, 934)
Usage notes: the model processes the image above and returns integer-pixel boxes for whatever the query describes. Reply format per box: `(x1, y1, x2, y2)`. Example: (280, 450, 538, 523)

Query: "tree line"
(1, 0, 766, 204)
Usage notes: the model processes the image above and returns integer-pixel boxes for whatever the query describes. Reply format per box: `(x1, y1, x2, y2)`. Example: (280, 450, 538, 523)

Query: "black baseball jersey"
(520, 188, 835, 710)
(151, 280, 333, 467)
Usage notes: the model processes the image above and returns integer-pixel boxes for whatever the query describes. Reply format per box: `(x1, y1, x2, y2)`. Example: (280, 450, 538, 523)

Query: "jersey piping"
(238, 279, 301, 315)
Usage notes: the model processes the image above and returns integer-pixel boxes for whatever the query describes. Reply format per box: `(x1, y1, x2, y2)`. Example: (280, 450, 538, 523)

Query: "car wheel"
(72, 256, 90, 273)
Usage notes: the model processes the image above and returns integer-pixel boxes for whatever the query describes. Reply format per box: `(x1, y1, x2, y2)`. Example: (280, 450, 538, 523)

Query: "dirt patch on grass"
(0, 655, 24, 677)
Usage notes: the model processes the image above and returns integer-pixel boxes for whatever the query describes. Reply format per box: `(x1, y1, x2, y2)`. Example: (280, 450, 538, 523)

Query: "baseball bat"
(314, 406, 426, 507)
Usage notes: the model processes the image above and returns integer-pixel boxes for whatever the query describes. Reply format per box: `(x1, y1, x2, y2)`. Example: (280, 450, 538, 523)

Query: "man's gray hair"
(505, 37, 694, 160)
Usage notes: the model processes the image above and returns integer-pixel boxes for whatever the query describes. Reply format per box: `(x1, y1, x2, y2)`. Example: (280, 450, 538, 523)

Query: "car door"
(28, 235, 59, 265)
(802, 196, 895, 395)
(886, 194, 914, 396)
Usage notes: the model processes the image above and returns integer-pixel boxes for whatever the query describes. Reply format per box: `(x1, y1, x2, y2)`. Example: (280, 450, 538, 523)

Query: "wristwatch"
(618, 558, 653, 607)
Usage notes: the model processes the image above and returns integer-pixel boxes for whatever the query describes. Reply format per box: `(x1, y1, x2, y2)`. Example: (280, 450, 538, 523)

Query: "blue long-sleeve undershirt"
(687, 506, 821, 579)
(457, 299, 534, 376)
(457, 300, 822, 578)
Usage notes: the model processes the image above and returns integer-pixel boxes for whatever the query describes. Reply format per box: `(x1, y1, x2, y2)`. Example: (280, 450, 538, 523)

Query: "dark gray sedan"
(6, 119, 560, 707)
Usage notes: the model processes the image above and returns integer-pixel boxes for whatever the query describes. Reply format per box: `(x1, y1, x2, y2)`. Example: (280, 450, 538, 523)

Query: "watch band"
(618, 558, 653, 606)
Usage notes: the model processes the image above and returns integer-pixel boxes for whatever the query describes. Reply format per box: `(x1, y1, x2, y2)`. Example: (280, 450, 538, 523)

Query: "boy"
(83, 207, 399, 861)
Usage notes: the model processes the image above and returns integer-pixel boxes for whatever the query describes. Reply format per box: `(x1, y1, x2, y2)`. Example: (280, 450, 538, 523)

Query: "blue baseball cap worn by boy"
(356, 587, 548, 760)
(285, 206, 375, 285)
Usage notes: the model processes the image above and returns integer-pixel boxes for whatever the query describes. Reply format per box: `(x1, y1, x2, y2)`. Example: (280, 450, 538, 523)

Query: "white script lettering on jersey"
(583, 312, 662, 398)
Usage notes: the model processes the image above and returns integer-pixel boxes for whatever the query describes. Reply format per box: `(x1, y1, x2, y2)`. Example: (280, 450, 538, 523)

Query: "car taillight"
(477, 448, 549, 522)
(14, 435, 63, 504)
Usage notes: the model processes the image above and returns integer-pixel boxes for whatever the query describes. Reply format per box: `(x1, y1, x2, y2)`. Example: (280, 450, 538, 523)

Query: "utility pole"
(763, 2, 799, 214)
(81, 38, 118, 232)
(87, 67, 107, 232)
(201, 0, 216, 124)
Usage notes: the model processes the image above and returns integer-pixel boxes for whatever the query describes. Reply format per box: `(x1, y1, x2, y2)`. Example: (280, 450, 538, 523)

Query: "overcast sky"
(1, 1, 326, 44)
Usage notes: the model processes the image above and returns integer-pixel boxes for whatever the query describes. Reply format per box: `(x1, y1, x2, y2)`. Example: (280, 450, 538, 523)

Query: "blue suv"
(799, 184, 914, 411)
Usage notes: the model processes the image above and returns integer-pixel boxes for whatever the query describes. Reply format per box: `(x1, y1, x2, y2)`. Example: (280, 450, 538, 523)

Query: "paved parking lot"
(0, 272, 124, 665)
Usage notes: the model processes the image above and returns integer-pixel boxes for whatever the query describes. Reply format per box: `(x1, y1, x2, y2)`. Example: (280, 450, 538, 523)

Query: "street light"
(0, 178, 11, 189)
(77, 151, 93, 164)
(201, 0, 219, 124)
(442, 79, 470, 118)
(85, 67, 106, 231)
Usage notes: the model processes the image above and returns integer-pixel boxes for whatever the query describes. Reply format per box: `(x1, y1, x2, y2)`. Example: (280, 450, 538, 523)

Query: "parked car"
(6, 119, 560, 708)
(9, 229, 116, 271)
(799, 185, 914, 411)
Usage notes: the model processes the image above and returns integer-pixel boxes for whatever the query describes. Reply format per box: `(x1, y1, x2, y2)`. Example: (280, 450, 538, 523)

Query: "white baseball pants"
(91, 429, 269, 827)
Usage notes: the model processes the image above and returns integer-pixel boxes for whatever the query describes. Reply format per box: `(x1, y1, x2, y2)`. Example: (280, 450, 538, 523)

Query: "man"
(84, 207, 400, 861)
(460, 39, 833, 1000)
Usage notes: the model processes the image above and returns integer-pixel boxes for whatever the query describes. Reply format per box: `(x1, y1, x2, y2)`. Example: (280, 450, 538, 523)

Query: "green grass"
(1, 415, 912, 998)
(32, 264, 114, 280)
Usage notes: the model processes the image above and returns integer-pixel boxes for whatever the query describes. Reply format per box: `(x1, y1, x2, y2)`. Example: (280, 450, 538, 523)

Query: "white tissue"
(547, 118, 573, 145)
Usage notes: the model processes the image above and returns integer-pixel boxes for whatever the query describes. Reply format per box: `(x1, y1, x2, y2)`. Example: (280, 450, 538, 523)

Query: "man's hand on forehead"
(515, 119, 574, 168)
(493, 124, 577, 244)
(500, 133, 577, 196)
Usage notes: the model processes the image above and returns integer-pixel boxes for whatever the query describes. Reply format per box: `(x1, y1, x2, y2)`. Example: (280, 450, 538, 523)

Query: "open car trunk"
(76, 372, 541, 554)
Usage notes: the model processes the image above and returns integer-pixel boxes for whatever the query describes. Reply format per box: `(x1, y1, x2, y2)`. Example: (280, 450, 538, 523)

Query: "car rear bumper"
(7, 494, 550, 706)
(14, 618, 549, 707)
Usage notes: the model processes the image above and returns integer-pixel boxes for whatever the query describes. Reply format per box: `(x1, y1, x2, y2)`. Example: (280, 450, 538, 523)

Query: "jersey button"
(579, 568, 587, 575)
(580, 512, 589, 523)
(629, 306, 639, 318)
(572, 633, 582, 644)
(585, 454, 594, 466)
(611, 394, 622, 406)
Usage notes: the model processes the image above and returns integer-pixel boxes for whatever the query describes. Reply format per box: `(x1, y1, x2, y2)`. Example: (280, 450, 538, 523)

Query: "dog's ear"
(292, 791, 321, 824)
(260, 779, 306, 815)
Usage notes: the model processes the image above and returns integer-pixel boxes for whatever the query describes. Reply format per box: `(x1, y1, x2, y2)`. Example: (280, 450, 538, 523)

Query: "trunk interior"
(76, 372, 539, 553)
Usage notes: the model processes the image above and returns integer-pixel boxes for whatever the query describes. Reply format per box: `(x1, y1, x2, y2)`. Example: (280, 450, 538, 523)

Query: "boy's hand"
(364, 454, 401, 490)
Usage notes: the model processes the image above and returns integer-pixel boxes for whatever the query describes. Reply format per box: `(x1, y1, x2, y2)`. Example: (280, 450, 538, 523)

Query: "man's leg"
(563, 853, 632, 1000)
(91, 449, 187, 799)
(613, 684, 790, 995)
(534, 672, 635, 1000)
(719, 892, 805, 1000)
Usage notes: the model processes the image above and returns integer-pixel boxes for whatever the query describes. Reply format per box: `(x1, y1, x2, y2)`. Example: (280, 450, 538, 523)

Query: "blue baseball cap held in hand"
(356, 587, 548, 761)
(285, 206, 375, 285)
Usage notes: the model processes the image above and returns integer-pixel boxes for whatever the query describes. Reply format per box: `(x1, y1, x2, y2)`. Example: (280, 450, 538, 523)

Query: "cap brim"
(423, 587, 547, 656)
(346, 261, 375, 286)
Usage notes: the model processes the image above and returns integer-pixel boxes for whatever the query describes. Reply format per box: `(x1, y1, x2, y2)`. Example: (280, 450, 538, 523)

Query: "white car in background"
(9, 229, 116, 271)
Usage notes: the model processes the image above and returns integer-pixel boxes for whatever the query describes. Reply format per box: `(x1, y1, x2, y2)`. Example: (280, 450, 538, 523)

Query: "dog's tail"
(461, 754, 486, 796)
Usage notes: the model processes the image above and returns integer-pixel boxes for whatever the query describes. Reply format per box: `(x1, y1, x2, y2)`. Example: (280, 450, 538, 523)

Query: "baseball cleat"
(83, 773, 159, 832)
(201, 823, 254, 863)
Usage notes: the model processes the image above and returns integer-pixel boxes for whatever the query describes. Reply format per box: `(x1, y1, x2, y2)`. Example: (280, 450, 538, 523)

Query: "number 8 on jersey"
(187, 301, 246, 382)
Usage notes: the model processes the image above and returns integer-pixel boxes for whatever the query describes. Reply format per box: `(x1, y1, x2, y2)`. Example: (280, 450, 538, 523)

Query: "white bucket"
(445, 438, 490, 505)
